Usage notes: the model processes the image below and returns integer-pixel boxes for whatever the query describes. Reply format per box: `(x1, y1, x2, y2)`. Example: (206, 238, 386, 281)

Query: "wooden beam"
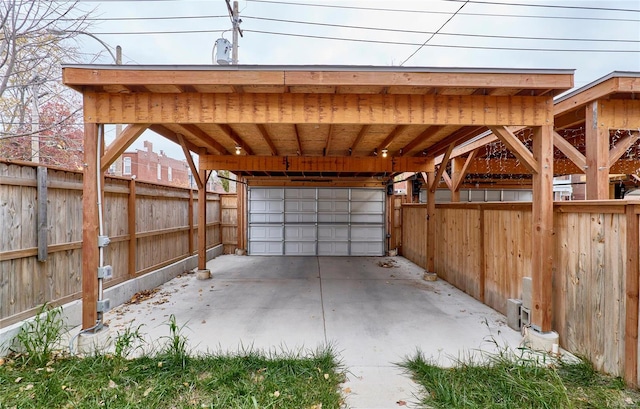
(531, 125, 554, 332)
(177, 133, 203, 190)
(213, 124, 254, 155)
(350, 125, 369, 155)
(434, 126, 526, 165)
(149, 124, 203, 154)
(553, 130, 586, 171)
(83, 92, 554, 127)
(554, 76, 622, 116)
(441, 171, 452, 190)
(400, 125, 445, 156)
(453, 150, 477, 192)
(200, 155, 434, 173)
(488, 126, 539, 174)
(198, 149, 208, 271)
(609, 131, 640, 168)
(294, 124, 303, 155)
(431, 143, 455, 192)
(625, 204, 640, 387)
(377, 125, 408, 152)
(324, 125, 334, 156)
(425, 159, 436, 273)
(599, 100, 640, 130)
(257, 124, 278, 156)
(82, 122, 99, 330)
(429, 126, 486, 157)
(585, 101, 610, 199)
(178, 124, 231, 155)
(101, 124, 149, 171)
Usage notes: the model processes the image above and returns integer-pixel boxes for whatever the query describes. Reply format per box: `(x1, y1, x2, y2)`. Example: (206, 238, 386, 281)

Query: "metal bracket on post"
(97, 265, 113, 279)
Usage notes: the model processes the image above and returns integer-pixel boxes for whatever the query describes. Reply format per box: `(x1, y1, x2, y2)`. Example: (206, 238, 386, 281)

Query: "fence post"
(625, 204, 639, 386)
(128, 178, 136, 278)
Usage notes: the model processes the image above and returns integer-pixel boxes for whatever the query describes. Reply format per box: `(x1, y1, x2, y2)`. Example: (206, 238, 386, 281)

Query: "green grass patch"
(0, 347, 343, 409)
(1, 313, 343, 409)
(400, 350, 640, 409)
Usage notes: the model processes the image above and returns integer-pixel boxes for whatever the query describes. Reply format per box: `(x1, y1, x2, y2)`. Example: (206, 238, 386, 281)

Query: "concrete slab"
(103, 255, 522, 408)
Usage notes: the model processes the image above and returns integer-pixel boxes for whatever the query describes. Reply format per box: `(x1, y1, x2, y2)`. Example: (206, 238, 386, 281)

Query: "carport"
(61, 65, 573, 336)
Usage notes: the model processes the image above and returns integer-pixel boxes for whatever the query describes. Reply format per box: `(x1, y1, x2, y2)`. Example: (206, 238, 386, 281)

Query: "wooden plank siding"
(0, 161, 231, 328)
(401, 201, 636, 381)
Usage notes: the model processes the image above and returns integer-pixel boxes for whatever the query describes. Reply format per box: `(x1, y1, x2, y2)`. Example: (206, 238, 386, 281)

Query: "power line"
(244, 29, 640, 53)
(401, 0, 469, 66)
(444, 0, 640, 13)
(241, 15, 640, 43)
(245, 0, 640, 22)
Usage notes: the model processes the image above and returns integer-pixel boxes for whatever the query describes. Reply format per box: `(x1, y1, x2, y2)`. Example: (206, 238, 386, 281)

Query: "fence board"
(0, 161, 228, 328)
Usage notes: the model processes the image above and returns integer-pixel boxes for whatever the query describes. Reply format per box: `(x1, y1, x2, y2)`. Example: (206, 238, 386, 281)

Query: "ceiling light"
(235, 146, 241, 155)
(381, 149, 388, 158)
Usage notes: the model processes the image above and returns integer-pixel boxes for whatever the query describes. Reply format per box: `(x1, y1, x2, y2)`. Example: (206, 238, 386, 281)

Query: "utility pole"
(226, 0, 243, 64)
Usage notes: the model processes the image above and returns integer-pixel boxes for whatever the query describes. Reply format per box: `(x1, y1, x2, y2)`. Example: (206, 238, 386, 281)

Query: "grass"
(400, 349, 640, 409)
(0, 313, 344, 409)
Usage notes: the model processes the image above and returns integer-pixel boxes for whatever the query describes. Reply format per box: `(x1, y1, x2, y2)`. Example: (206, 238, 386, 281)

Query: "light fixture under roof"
(235, 146, 241, 155)
(381, 149, 388, 158)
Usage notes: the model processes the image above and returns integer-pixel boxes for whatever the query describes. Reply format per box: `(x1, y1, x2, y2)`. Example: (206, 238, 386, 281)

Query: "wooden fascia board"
(554, 77, 619, 115)
(283, 71, 573, 89)
(199, 155, 434, 173)
(100, 124, 149, 171)
(553, 131, 586, 172)
(177, 133, 202, 190)
(83, 92, 553, 127)
(431, 143, 455, 192)
(609, 131, 640, 168)
(63, 67, 286, 87)
(488, 126, 538, 174)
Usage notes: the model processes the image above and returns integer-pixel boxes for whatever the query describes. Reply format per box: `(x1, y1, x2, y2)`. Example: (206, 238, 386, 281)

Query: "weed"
(13, 303, 66, 366)
(113, 324, 145, 359)
(159, 314, 189, 368)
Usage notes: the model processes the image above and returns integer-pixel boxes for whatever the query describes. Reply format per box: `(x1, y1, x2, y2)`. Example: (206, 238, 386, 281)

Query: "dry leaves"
(126, 289, 159, 304)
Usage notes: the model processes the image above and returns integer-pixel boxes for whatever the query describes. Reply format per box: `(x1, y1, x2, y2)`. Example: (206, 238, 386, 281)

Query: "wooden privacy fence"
(0, 161, 237, 328)
(402, 201, 640, 385)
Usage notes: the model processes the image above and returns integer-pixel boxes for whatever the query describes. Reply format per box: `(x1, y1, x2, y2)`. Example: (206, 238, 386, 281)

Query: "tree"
(0, 0, 93, 166)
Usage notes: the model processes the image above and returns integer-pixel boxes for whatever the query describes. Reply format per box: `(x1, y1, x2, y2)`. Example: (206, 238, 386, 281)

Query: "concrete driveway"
(105, 255, 522, 408)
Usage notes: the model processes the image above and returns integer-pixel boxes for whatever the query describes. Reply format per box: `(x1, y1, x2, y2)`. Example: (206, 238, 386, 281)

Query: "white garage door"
(248, 187, 385, 256)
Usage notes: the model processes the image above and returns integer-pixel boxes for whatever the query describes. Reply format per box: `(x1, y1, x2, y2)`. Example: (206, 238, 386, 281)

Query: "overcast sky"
(69, 0, 640, 158)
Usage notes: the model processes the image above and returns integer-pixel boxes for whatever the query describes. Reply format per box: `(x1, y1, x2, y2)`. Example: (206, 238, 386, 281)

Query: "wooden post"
(81, 123, 99, 330)
(188, 188, 194, 254)
(198, 169, 207, 270)
(451, 157, 464, 202)
(37, 166, 48, 261)
(625, 204, 639, 386)
(531, 125, 554, 332)
(426, 157, 436, 273)
(586, 101, 610, 200)
(237, 173, 246, 251)
(127, 178, 136, 278)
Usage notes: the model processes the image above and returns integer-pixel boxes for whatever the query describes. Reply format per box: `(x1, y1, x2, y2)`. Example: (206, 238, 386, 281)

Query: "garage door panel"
(318, 201, 349, 213)
(351, 226, 384, 241)
(285, 200, 317, 213)
(318, 225, 349, 241)
(251, 188, 284, 200)
(285, 225, 317, 241)
(318, 241, 349, 256)
(285, 188, 317, 199)
(285, 213, 317, 223)
(351, 214, 384, 223)
(249, 241, 284, 255)
(285, 241, 316, 255)
(350, 201, 383, 214)
(351, 190, 384, 201)
(250, 200, 284, 213)
(318, 188, 349, 200)
(350, 241, 384, 256)
(318, 213, 349, 223)
(249, 213, 284, 224)
(250, 225, 283, 240)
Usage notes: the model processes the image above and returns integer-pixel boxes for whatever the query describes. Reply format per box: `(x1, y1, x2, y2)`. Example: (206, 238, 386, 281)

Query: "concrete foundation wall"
(0, 245, 223, 356)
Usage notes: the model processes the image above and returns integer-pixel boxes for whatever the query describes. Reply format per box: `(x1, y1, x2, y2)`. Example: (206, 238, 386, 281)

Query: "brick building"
(112, 141, 191, 188)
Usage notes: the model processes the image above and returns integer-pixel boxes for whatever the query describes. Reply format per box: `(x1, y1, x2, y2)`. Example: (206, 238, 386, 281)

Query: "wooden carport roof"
(63, 65, 573, 180)
(63, 65, 573, 334)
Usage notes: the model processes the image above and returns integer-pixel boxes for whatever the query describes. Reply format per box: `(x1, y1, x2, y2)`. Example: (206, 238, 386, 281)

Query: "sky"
(65, 0, 640, 159)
